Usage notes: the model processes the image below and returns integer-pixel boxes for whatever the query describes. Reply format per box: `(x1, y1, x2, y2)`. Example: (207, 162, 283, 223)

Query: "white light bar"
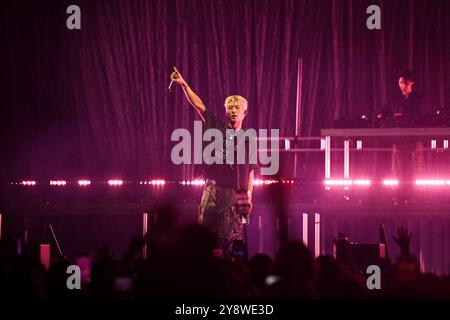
(21, 180, 36, 186)
(324, 179, 353, 186)
(150, 179, 166, 185)
(181, 179, 205, 186)
(324, 179, 371, 186)
(284, 139, 291, 150)
(253, 179, 278, 186)
(49, 180, 67, 186)
(78, 180, 91, 186)
(415, 179, 447, 186)
(383, 179, 399, 186)
(353, 180, 371, 186)
(108, 179, 123, 186)
(356, 140, 362, 150)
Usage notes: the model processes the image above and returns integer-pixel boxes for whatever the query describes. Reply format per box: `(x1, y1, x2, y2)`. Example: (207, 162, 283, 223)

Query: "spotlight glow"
(108, 179, 123, 186)
(284, 139, 291, 150)
(253, 179, 278, 186)
(253, 179, 264, 185)
(191, 179, 205, 186)
(180, 180, 206, 186)
(353, 180, 371, 186)
(50, 180, 67, 186)
(21, 180, 36, 186)
(324, 180, 353, 186)
(78, 180, 91, 186)
(150, 179, 166, 185)
(324, 179, 370, 186)
(415, 179, 446, 186)
(383, 180, 399, 186)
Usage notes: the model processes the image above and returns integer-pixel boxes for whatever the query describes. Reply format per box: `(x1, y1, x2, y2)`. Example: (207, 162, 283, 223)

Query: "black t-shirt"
(388, 91, 423, 119)
(199, 108, 258, 190)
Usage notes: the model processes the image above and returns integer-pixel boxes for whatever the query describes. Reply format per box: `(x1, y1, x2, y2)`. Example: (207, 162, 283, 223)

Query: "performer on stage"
(379, 70, 425, 202)
(170, 67, 256, 257)
(377, 70, 425, 204)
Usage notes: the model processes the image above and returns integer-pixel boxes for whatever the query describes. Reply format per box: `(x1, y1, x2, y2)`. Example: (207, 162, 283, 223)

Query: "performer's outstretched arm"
(170, 67, 206, 119)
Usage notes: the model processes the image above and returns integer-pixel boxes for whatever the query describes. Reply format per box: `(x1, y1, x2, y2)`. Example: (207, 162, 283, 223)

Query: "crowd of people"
(2, 202, 450, 301)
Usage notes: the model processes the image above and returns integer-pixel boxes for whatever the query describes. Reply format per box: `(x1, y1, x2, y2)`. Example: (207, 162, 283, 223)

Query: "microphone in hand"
(168, 79, 175, 92)
(169, 66, 183, 92)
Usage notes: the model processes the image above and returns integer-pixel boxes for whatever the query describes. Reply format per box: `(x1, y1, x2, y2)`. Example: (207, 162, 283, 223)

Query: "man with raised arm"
(170, 67, 256, 258)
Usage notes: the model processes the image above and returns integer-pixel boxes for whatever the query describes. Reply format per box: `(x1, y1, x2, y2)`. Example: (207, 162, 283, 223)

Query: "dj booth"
(320, 127, 450, 180)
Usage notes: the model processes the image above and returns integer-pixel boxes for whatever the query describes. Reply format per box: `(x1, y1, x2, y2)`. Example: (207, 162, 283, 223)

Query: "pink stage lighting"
(415, 179, 446, 186)
(324, 179, 353, 186)
(253, 179, 278, 186)
(353, 180, 371, 186)
(181, 179, 205, 186)
(108, 179, 123, 186)
(181, 179, 282, 186)
(150, 179, 166, 185)
(253, 179, 265, 186)
(324, 179, 371, 186)
(21, 180, 37, 186)
(78, 180, 91, 186)
(284, 139, 291, 150)
(253, 179, 263, 186)
(191, 179, 205, 186)
(383, 180, 399, 186)
(139, 180, 166, 185)
(50, 180, 67, 186)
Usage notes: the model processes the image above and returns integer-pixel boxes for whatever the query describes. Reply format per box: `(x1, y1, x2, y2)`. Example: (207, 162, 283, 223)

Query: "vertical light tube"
(325, 136, 331, 179)
(258, 215, 263, 253)
(40, 244, 51, 271)
(142, 213, 148, 260)
(314, 213, 321, 257)
(344, 140, 350, 179)
(302, 213, 308, 247)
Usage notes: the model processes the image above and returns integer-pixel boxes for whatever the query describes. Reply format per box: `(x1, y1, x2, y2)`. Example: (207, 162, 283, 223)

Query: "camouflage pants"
(199, 184, 243, 256)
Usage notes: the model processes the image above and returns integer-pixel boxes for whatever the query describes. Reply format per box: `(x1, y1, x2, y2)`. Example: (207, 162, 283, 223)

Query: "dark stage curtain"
(2, 0, 449, 181)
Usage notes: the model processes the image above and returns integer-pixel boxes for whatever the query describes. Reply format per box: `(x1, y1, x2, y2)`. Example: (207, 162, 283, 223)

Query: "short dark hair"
(397, 69, 415, 82)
